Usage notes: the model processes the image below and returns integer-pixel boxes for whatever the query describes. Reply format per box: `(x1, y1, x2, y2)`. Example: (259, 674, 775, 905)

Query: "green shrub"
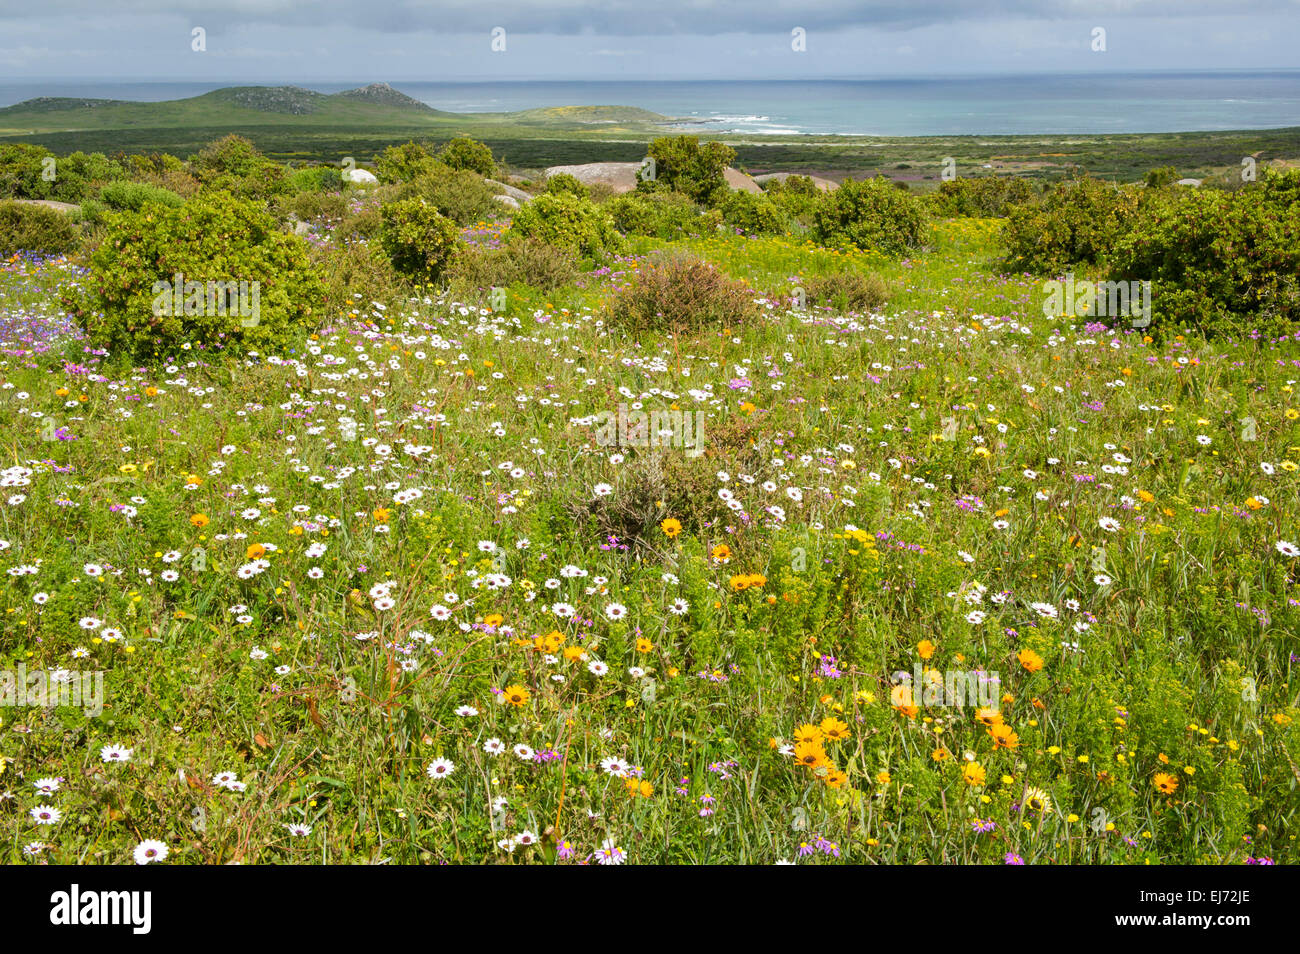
(544, 172, 589, 199)
(1002, 175, 1141, 274)
(762, 174, 819, 197)
(605, 252, 756, 338)
(394, 166, 502, 225)
(289, 165, 344, 192)
(189, 135, 289, 200)
(378, 198, 462, 285)
(437, 136, 497, 177)
(637, 135, 737, 207)
(506, 192, 621, 259)
(445, 237, 578, 293)
(812, 176, 929, 256)
(375, 141, 440, 184)
(1144, 166, 1179, 189)
(0, 201, 79, 255)
(278, 190, 348, 225)
(718, 191, 789, 235)
(311, 239, 406, 312)
(336, 206, 382, 243)
(926, 176, 1034, 218)
(70, 191, 324, 360)
(1107, 170, 1300, 339)
(98, 181, 185, 212)
(801, 270, 891, 313)
(0, 145, 125, 203)
(605, 191, 705, 239)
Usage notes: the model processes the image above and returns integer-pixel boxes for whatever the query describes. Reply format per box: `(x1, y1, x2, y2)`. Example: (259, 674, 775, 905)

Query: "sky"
(1, 0, 1298, 81)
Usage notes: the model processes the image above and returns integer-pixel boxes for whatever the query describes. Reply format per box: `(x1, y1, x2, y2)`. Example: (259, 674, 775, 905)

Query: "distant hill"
(0, 84, 672, 137)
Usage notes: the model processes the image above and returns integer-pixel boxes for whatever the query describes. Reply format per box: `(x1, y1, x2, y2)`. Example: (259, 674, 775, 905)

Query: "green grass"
(0, 215, 1297, 865)
(3, 84, 1299, 181)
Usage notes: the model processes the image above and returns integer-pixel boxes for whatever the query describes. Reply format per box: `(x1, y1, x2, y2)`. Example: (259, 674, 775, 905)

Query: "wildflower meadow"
(1, 138, 1298, 870)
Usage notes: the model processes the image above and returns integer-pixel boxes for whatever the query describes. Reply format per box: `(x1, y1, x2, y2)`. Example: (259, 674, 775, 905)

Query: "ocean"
(2, 72, 1298, 136)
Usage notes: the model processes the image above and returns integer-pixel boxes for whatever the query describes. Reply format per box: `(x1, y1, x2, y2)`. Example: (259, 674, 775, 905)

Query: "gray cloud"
(3, 0, 1296, 35)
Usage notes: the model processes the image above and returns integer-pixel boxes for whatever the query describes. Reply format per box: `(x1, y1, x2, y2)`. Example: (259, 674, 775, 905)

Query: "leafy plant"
(70, 190, 323, 359)
(813, 176, 929, 256)
(378, 198, 462, 284)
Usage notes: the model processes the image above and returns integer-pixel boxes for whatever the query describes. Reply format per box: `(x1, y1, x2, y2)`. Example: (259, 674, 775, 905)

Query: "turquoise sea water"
(2, 72, 1298, 136)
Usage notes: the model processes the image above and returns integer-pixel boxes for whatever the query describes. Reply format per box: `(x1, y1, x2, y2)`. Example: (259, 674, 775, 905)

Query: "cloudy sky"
(1, 0, 1298, 80)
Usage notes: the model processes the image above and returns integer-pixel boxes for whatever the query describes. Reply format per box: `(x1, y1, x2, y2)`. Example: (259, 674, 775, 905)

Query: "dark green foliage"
(506, 192, 621, 259)
(926, 176, 1034, 218)
(71, 191, 324, 359)
(98, 181, 185, 212)
(378, 198, 462, 284)
(393, 165, 502, 225)
(812, 176, 929, 256)
(543, 172, 589, 199)
(604, 191, 706, 239)
(637, 135, 737, 207)
(1002, 175, 1141, 274)
(188, 135, 289, 200)
(374, 140, 440, 184)
(1107, 169, 1300, 339)
(436, 136, 497, 177)
(718, 191, 789, 235)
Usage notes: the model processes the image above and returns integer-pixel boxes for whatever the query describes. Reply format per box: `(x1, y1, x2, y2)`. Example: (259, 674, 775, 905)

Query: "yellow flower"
(963, 762, 987, 786)
(917, 639, 936, 660)
(190, 513, 209, 528)
(1017, 649, 1044, 673)
(660, 518, 682, 538)
(1153, 772, 1178, 795)
(502, 684, 530, 708)
(819, 717, 850, 741)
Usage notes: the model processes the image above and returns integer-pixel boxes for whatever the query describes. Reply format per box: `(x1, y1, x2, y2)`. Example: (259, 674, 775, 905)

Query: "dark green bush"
(378, 198, 462, 285)
(506, 192, 621, 259)
(0, 201, 79, 255)
(374, 141, 441, 184)
(1144, 166, 1179, 189)
(0, 145, 125, 203)
(70, 191, 323, 360)
(605, 252, 757, 338)
(1002, 175, 1140, 274)
(926, 176, 1034, 218)
(718, 191, 789, 235)
(311, 239, 405, 312)
(1107, 170, 1300, 339)
(605, 191, 705, 239)
(394, 166, 502, 225)
(812, 176, 929, 256)
(637, 135, 736, 207)
(437, 136, 497, 177)
(289, 165, 344, 192)
(762, 174, 819, 197)
(98, 181, 185, 212)
(189, 135, 289, 200)
(544, 172, 589, 199)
